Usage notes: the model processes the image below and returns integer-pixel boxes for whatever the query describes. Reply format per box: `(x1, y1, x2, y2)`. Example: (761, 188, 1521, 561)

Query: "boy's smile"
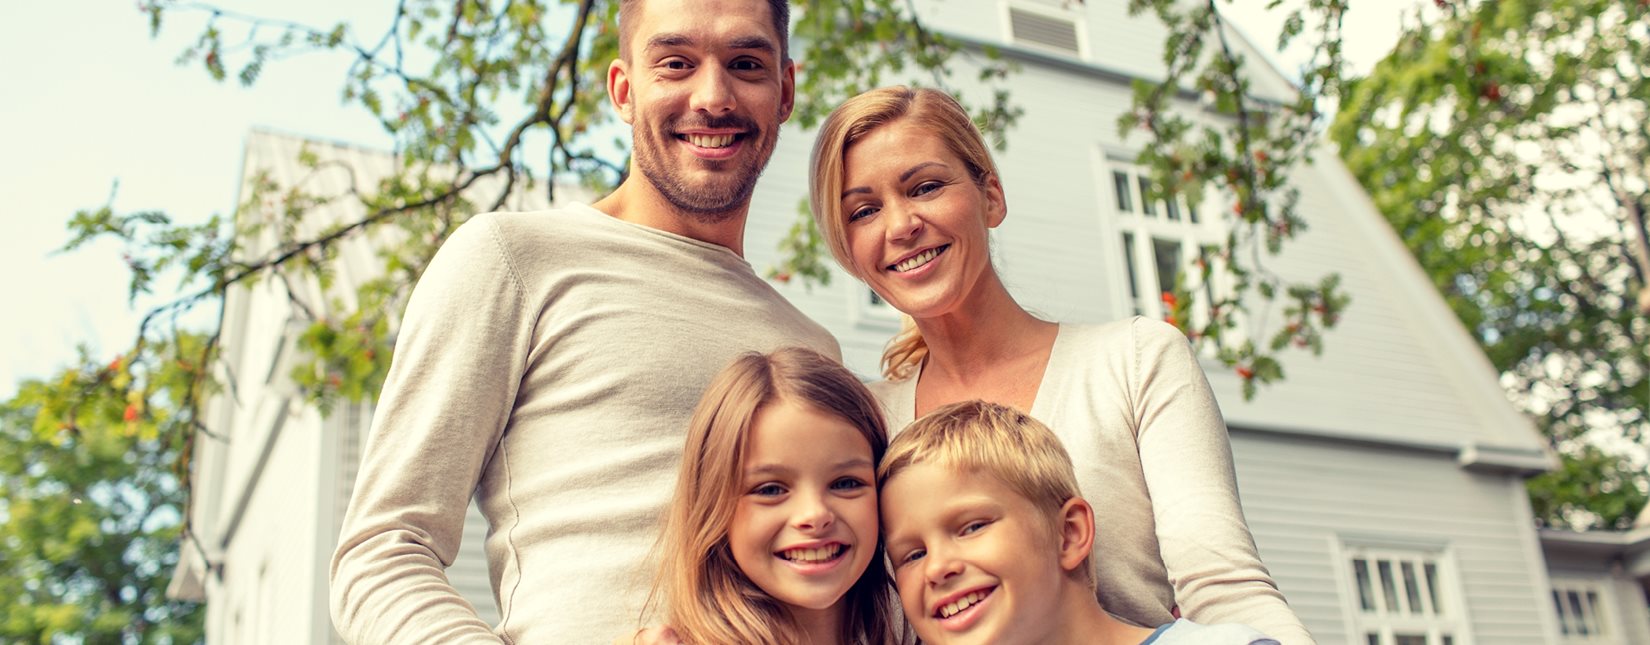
(881, 461, 1067, 645)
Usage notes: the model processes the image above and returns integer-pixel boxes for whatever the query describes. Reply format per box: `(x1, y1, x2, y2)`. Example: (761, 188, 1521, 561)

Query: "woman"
(807, 86, 1313, 644)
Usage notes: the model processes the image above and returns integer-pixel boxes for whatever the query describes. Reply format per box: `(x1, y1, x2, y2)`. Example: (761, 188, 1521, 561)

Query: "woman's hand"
(619, 626, 684, 645)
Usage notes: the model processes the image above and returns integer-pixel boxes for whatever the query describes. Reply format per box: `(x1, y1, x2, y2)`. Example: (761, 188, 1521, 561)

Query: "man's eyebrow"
(727, 35, 777, 54)
(644, 33, 694, 52)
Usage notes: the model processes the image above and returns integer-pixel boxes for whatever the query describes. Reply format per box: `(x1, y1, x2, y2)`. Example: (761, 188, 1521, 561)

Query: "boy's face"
(881, 461, 1066, 645)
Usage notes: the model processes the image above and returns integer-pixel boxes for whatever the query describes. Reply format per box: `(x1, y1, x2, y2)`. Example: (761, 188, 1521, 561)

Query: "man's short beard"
(633, 114, 778, 222)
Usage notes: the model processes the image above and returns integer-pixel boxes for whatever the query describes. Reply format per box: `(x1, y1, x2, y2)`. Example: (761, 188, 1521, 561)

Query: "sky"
(0, 1, 1426, 399)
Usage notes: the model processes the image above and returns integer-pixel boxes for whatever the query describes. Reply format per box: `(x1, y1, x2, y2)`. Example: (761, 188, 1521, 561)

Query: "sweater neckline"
(565, 202, 753, 268)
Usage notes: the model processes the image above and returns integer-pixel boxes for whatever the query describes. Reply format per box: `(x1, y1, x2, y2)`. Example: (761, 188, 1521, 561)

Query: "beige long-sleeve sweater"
(329, 204, 840, 644)
(870, 317, 1314, 645)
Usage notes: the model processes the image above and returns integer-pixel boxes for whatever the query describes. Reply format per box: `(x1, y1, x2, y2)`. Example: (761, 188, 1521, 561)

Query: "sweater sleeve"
(329, 216, 529, 644)
(1130, 317, 1315, 645)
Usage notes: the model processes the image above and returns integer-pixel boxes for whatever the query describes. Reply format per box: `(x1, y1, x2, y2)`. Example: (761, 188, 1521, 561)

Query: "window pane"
(1378, 560, 1401, 613)
(1165, 194, 1182, 221)
(1424, 563, 1442, 614)
(1354, 559, 1375, 611)
(1188, 197, 1200, 224)
(1393, 636, 1425, 645)
(1401, 561, 1424, 614)
(1138, 176, 1156, 216)
(869, 289, 886, 307)
(1122, 233, 1141, 314)
(1441, 637, 1453, 645)
(1153, 238, 1181, 304)
(1365, 634, 1380, 645)
(1554, 589, 1571, 635)
(1585, 590, 1603, 635)
(1569, 590, 1589, 635)
(1113, 171, 1133, 212)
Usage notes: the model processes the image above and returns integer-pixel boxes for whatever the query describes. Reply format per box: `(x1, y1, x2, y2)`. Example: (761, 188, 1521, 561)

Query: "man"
(328, 0, 838, 641)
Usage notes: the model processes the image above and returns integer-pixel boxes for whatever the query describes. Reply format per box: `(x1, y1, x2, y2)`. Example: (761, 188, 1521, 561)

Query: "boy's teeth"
(894, 247, 941, 272)
(686, 133, 735, 148)
(939, 590, 986, 618)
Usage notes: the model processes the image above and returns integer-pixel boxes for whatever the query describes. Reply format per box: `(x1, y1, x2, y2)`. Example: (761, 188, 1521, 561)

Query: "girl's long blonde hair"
(808, 86, 1003, 381)
(649, 347, 901, 644)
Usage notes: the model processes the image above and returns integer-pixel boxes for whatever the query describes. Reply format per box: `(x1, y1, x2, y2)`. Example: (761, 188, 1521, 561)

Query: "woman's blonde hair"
(808, 86, 1003, 382)
(878, 400, 1096, 589)
(649, 347, 901, 644)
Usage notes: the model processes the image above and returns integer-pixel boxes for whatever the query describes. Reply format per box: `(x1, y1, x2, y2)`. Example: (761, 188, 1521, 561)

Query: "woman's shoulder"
(1058, 316, 1191, 356)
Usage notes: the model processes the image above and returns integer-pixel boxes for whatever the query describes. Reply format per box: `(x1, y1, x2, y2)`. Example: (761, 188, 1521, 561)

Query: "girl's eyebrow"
(746, 457, 873, 478)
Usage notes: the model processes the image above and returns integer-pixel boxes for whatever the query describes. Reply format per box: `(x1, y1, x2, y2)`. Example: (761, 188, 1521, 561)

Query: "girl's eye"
(751, 483, 786, 497)
(848, 205, 878, 222)
(830, 477, 868, 491)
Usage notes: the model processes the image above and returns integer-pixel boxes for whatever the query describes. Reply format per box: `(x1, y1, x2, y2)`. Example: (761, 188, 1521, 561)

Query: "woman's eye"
(913, 181, 945, 196)
(848, 205, 878, 221)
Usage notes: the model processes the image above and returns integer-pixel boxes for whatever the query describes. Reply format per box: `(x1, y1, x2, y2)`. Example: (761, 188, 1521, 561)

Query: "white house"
(169, 2, 1649, 644)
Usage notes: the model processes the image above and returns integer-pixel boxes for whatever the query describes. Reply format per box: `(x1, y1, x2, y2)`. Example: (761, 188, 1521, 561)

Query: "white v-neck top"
(871, 317, 1312, 645)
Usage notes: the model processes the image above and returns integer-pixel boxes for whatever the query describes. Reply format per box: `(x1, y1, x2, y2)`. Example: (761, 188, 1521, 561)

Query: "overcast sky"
(0, 1, 1426, 398)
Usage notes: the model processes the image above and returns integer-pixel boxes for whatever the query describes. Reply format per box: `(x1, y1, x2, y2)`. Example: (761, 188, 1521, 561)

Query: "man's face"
(609, 0, 795, 219)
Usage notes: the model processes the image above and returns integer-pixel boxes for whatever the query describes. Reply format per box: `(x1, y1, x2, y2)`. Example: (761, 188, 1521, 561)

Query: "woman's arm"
(1131, 317, 1315, 645)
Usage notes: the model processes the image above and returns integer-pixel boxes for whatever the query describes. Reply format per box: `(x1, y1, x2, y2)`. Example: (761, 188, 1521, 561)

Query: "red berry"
(1236, 366, 1255, 380)
(123, 404, 139, 422)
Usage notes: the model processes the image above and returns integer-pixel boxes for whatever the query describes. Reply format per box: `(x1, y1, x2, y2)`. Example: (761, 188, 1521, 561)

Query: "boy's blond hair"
(878, 400, 1095, 588)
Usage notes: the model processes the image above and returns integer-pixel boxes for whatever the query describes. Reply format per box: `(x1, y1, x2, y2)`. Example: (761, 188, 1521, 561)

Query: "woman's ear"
(982, 174, 1007, 229)
(1056, 497, 1095, 574)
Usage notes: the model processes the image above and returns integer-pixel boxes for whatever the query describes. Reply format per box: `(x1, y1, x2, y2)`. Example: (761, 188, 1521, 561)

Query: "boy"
(879, 400, 1280, 645)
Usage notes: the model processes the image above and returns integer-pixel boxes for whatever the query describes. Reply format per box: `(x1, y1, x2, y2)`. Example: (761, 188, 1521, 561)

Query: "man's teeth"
(939, 590, 988, 619)
(780, 545, 844, 563)
(686, 133, 735, 148)
(894, 247, 943, 272)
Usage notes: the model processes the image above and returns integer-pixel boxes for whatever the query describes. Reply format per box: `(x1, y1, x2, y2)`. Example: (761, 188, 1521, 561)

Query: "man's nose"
(690, 66, 736, 115)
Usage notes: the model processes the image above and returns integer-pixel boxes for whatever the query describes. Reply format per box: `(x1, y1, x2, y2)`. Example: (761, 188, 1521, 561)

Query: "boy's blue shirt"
(1140, 618, 1281, 645)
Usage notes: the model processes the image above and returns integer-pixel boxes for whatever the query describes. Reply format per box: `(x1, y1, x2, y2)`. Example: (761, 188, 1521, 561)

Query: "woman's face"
(728, 397, 880, 614)
(839, 119, 1005, 321)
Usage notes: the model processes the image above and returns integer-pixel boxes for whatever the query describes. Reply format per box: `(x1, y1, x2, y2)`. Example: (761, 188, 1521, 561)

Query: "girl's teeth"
(782, 545, 842, 562)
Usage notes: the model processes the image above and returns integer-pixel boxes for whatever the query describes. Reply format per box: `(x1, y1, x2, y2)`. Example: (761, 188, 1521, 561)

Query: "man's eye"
(661, 58, 691, 70)
(730, 59, 763, 72)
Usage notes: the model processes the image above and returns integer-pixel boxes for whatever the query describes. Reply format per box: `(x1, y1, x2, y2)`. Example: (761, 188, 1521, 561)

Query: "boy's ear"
(1056, 497, 1095, 574)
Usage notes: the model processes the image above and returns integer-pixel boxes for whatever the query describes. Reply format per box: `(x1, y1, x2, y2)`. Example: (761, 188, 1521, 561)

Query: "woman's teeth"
(685, 133, 735, 148)
(893, 246, 945, 272)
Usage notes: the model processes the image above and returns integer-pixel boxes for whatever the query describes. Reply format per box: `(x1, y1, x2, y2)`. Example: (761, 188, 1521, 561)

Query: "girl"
(647, 347, 902, 645)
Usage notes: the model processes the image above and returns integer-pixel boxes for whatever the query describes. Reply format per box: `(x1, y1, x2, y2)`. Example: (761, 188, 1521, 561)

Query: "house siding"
(1231, 430, 1552, 644)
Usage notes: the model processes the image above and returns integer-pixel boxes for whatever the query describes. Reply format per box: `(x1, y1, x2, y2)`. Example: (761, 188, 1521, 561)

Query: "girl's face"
(728, 397, 879, 613)
(839, 118, 1005, 321)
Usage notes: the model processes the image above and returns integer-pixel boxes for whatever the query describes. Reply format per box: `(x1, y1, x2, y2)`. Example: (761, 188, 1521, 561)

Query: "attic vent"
(1009, 6, 1081, 56)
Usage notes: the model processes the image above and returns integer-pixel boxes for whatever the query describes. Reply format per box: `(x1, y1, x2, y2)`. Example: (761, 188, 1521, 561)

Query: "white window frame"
(1337, 542, 1474, 645)
(849, 284, 902, 331)
(1550, 576, 1621, 644)
(1000, 0, 1088, 60)
(1101, 159, 1226, 330)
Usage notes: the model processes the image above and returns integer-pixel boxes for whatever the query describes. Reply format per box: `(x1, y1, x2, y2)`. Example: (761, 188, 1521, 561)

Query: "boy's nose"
(924, 549, 964, 584)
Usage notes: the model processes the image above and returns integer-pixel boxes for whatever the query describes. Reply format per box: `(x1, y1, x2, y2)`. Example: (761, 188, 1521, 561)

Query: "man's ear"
(1056, 497, 1095, 574)
(609, 59, 635, 124)
(777, 59, 797, 124)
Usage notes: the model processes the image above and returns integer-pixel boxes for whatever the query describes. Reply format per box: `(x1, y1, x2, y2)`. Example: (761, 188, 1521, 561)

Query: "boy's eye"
(751, 483, 786, 497)
(961, 520, 990, 535)
(899, 548, 926, 565)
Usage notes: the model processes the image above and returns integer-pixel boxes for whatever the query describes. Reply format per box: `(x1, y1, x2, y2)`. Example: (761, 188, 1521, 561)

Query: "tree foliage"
(1332, 0, 1650, 529)
(7, 0, 1365, 636)
(1, 340, 207, 643)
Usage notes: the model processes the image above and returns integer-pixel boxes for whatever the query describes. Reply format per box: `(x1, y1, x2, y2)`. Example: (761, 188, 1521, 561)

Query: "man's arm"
(330, 216, 528, 644)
